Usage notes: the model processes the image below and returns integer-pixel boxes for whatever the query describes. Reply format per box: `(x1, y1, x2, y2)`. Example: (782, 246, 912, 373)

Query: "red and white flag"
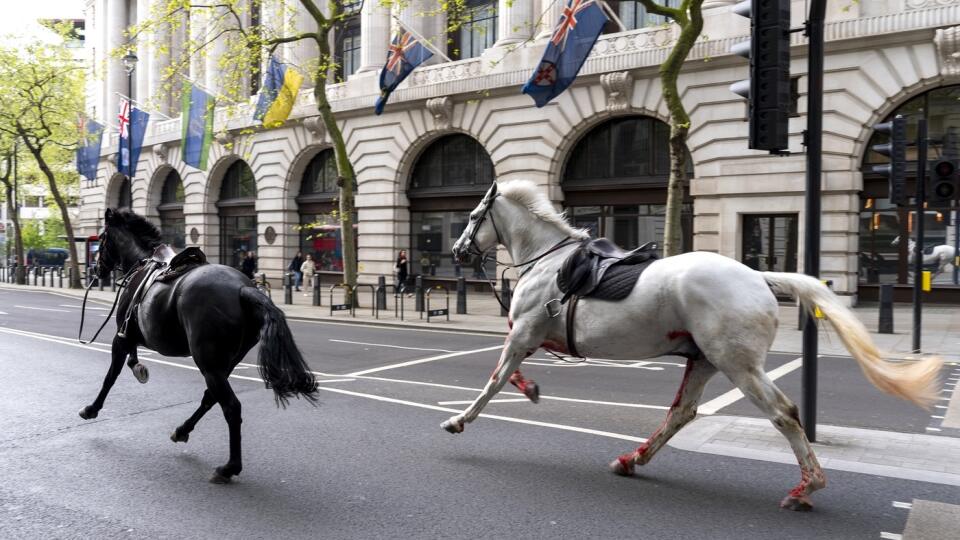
(118, 98, 131, 138)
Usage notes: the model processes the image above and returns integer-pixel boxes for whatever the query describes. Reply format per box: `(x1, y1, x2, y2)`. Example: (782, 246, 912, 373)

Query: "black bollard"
(41, 268, 46, 287)
(456, 276, 467, 315)
(59, 268, 63, 288)
(376, 275, 387, 310)
(878, 284, 894, 334)
(313, 274, 321, 306)
(284, 273, 293, 305)
(501, 277, 512, 317)
(415, 275, 424, 312)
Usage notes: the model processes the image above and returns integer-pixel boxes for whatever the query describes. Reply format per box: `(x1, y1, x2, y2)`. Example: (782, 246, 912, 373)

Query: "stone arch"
(202, 154, 245, 214)
(285, 143, 336, 208)
(144, 164, 188, 224)
(105, 172, 132, 209)
(394, 128, 494, 195)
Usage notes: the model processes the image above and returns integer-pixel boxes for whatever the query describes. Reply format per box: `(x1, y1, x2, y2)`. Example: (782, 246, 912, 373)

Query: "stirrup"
(544, 298, 562, 318)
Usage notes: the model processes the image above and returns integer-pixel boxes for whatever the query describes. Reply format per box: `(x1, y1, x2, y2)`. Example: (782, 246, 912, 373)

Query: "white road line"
(289, 316, 504, 338)
(59, 304, 108, 311)
(925, 427, 942, 432)
(329, 339, 458, 353)
(354, 374, 670, 410)
(931, 415, 945, 419)
(346, 344, 504, 376)
(697, 357, 804, 416)
(14, 305, 71, 313)
(892, 501, 912, 509)
(0, 325, 648, 444)
(438, 398, 530, 405)
(880, 533, 903, 540)
(936, 405, 948, 409)
(0, 311, 7, 315)
(0, 327, 113, 353)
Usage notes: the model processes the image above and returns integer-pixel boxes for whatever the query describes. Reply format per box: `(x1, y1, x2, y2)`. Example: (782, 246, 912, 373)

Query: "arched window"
(859, 84, 960, 289)
(563, 116, 693, 256)
(117, 177, 132, 209)
(158, 170, 185, 249)
(407, 134, 495, 280)
(297, 150, 354, 273)
(217, 160, 257, 271)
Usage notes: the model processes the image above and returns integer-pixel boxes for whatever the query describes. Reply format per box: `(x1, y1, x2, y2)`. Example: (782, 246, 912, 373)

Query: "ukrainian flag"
(254, 56, 304, 128)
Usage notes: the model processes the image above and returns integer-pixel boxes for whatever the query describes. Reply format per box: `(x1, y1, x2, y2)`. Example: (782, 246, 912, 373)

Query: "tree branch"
(299, 0, 329, 28)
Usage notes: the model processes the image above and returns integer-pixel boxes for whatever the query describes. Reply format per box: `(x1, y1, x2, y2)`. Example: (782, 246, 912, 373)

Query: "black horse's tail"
(239, 287, 319, 407)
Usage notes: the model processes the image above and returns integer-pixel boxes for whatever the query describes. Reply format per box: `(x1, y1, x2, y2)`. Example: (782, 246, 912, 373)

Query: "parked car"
(25, 248, 68, 268)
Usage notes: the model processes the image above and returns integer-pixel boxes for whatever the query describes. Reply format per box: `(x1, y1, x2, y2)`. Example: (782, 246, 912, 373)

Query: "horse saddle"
(556, 238, 659, 303)
(117, 246, 207, 338)
(155, 247, 207, 283)
(922, 245, 936, 256)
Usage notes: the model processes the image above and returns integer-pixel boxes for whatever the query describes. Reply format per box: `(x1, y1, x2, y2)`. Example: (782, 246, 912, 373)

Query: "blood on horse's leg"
(729, 369, 825, 511)
(509, 370, 539, 403)
(611, 358, 717, 476)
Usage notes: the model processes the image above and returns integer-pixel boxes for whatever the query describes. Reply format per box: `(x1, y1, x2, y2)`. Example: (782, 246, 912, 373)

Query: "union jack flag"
(521, 0, 607, 107)
(117, 98, 130, 138)
(386, 31, 415, 75)
(375, 27, 433, 115)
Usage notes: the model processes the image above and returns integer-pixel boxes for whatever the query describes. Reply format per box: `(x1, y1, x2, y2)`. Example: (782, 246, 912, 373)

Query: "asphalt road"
(0, 287, 957, 539)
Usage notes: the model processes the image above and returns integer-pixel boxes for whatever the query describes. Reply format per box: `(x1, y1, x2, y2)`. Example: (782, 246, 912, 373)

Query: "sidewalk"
(5, 280, 955, 358)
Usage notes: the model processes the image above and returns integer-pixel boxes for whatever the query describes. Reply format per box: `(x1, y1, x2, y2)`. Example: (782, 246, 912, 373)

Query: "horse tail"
(239, 287, 319, 407)
(761, 272, 942, 408)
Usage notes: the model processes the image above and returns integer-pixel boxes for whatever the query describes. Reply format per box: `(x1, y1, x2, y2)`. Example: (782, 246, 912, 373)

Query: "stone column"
(289, 2, 319, 88)
(189, 8, 206, 84)
(356, 0, 391, 74)
(136, 0, 151, 106)
(106, 0, 129, 126)
(496, 0, 535, 47)
(205, 5, 228, 98)
(536, 0, 565, 40)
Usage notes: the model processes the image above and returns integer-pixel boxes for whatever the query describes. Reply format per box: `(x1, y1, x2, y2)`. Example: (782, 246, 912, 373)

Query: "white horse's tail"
(762, 272, 942, 408)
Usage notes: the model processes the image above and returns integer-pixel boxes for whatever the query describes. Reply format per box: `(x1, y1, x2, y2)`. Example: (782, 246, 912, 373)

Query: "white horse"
(891, 236, 957, 278)
(446, 180, 942, 511)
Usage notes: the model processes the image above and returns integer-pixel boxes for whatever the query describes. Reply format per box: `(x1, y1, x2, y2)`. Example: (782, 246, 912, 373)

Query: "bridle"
(462, 192, 503, 259)
(77, 227, 141, 344)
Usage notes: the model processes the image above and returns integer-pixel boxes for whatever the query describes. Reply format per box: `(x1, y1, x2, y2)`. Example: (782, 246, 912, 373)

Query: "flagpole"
(598, 1, 626, 33)
(390, 16, 453, 63)
(112, 92, 174, 120)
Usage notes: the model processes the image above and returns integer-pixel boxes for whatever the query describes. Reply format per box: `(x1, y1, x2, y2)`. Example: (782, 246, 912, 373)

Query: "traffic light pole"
(801, 0, 827, 443)
(912, 118, 927, 353)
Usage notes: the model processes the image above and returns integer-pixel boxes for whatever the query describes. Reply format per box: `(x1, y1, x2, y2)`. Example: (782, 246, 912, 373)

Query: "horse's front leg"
(442, 324, 539, 434)
(126, 347, 149, 384)
(79, 334, 132, 419)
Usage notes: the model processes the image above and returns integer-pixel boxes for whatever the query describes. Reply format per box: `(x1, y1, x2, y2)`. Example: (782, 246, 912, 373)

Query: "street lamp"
(121, 53, 137, 184)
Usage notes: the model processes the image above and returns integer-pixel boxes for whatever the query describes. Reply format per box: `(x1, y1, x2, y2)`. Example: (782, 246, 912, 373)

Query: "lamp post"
(121, 53, 138, 182)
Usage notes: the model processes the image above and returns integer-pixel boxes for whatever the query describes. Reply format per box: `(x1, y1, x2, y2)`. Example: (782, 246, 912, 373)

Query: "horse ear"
(484, 182, 498, 201)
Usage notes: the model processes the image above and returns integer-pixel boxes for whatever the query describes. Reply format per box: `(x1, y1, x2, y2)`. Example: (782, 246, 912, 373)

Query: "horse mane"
(497, 180, 590, 240)
(112, 209, 163, 250)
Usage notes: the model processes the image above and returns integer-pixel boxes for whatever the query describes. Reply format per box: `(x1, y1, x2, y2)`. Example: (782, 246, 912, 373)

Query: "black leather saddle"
(155, 247, 207, 283)
(557, 238, 659, 303)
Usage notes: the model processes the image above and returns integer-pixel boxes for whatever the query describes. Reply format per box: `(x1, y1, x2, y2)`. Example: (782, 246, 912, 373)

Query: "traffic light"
(730, 0, 792, 153)
(871, 115, 907, 206)
(929, 158, 959, 205)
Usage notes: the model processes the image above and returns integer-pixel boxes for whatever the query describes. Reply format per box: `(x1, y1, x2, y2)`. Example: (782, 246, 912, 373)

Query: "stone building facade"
(78, 0, 960, 303)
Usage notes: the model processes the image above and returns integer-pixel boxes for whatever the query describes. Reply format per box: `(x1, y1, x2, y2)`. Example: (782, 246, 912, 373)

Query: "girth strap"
(565, 294, 584, 359)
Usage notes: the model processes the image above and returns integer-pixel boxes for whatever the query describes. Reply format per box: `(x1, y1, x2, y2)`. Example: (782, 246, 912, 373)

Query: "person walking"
(289, 251, 304, 292)
(300, 254, 316, 296)
(241, 251, 257, 280)
(395, 250, 409, 295)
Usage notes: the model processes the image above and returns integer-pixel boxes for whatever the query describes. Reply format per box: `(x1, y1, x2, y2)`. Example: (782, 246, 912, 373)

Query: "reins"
(78, 262, 142, 345)
(477, 236, 579, 314)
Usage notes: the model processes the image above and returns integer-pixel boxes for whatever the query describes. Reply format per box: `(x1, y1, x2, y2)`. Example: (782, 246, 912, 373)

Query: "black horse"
(80, 208, 318, 483)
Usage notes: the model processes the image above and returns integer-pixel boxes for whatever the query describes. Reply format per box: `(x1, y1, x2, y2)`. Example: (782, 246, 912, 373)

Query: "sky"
(0, 0, 84, 40)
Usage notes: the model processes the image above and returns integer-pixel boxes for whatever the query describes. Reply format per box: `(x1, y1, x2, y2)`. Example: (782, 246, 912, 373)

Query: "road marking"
(0, 326, 647, 444)
(0, 311, 7, 315)
(288, 316, 506, 338)
(892, 501, 912, 509)
(59, 304, 109, 311)
(354, 374, 670, 410)
(0, 327, 113, 352)
(879, 533, 902, 540)
(14, 305, 71, 313)
(925, 427, 942, 432)
(329, 339, 459, 353)
(346, 344, 505, 376)
(697, 357, 804, 415)
(438, 398, 530, 405)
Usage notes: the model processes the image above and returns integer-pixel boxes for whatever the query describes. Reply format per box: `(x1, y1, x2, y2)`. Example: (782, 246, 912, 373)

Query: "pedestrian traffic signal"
(871, 115, 908, 206)
(929, 158, 959, 205)
(730, 0, 792, 153)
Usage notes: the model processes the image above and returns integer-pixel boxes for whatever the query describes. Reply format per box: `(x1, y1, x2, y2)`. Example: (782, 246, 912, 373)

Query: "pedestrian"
(300, 254, 316, 296)
(395, 249, 409, 295)
(289, 251, 304, 292)
(241, 250, 257, 280)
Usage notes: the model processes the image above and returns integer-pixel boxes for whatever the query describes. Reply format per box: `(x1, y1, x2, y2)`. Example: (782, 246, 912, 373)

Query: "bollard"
(500, 277, 512, 317)
(313, 274, 321, 306)
(457, 276, 467, 315)
(284, 272, 293, 305)
(58, 268, 63, 288)
(878, 284, 894, 334)
(415, 275, 424, 312)
(41, 268, 46, 287)
(376, 275, 387, 310)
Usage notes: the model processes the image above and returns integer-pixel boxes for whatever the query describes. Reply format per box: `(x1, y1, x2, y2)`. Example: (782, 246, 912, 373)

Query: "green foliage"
(19, 213, 67, 252)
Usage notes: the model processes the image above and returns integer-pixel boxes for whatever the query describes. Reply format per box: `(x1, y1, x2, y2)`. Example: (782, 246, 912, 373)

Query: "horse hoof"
(78, 406, 98, 420)
(132, 364, 149, 384)
(523, 382, 540, 404)
(780, 496, 814, 512)
(441, 418, 464, 434)
(209, 472, 232, 484)
(609, 457, 635, 477)
(170, 430, 189, 443)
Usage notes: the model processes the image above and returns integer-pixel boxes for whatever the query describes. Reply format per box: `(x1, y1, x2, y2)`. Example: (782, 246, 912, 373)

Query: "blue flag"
(181, 83, 214, 170)
(521, 0, 608, 107)
(76, 118, 104, 182)
(117, 99, 149, 177)
(375, 29, 433, 115)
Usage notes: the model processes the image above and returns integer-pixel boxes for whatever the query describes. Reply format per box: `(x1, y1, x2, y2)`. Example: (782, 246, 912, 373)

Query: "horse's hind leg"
(205, 373, 243, 484)
(79, 335, 132, 419)
(170, 389, 216, 443)
(611, 357, 717, 475)
(727, 367, 825, 511)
